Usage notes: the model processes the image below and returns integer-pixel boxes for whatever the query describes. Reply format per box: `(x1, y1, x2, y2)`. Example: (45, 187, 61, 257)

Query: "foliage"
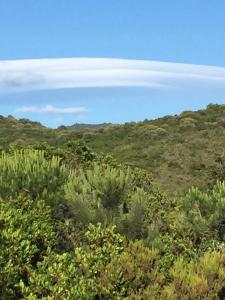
(3, 104, 225, 194)
(0, 196, 55, 299)
(65, 163, 133, 225)
(0, 149, 68, 206)
(11, 224, 127, 299)
(162, 251, 225, 299)
(180, 182, 225, 243)
(2, 105, 225, 298)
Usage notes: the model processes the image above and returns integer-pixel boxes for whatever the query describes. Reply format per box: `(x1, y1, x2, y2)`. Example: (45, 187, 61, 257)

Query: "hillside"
(1, 103, 225, 194)
(84, 104, 225, 194)
(2, 104, 225, 299)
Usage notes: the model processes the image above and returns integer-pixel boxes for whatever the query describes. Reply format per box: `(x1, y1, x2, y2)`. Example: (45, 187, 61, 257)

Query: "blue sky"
(1, 0, 225, 127)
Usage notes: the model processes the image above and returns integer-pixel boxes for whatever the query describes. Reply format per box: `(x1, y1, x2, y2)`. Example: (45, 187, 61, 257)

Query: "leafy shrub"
(179, 117, 197, 128)
(0, 196, 55, 299)
(162, 251, 225, 299)
(20, 224, 126, 299)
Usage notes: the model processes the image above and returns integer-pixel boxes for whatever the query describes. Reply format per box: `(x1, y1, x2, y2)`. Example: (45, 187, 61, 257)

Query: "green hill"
(2, 104, 225, 299)
(1, 103, 225, 194)
(83, 104, 225, 194)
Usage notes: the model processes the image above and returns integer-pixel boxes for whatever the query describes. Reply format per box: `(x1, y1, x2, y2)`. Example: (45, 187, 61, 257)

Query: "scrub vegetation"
(2, 104, 225, 299)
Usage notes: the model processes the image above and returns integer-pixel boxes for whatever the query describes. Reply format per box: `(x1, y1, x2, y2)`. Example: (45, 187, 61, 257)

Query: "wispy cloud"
(1, 57, 225, 93)
(16, 105, 87, 115)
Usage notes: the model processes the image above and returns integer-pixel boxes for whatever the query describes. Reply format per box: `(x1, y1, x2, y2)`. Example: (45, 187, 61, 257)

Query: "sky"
(1, 0, 225, 127)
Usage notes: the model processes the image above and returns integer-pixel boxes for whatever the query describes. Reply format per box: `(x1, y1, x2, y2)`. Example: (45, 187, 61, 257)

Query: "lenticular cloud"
(1, 57, 225, 93)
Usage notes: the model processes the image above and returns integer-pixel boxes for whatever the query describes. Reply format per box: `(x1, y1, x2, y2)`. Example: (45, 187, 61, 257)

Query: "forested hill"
(2, 103, 225, 194)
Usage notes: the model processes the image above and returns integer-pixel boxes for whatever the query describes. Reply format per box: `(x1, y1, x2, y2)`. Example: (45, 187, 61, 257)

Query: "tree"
(0, 149, 68, 207)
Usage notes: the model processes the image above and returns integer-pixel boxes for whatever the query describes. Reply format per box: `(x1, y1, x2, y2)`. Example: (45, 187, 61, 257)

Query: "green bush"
(179, 117, 197, 128)
(0, 196, 55, 299)
(65, 163, 133, 224)
(0, 149, 68, 206)
(20, 224, 126, 299)
(162, 251, 225, 299)
(180, 182, 225, 242)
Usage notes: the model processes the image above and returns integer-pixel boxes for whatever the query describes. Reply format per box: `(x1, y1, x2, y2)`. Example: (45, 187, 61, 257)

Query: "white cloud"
(1, 57, 225, 93)
(17, 105, 87, 115)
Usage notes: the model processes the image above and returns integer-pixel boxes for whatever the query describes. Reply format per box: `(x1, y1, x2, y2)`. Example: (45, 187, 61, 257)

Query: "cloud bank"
(1, 57, 225, 93)
(17, 105, 87, 115)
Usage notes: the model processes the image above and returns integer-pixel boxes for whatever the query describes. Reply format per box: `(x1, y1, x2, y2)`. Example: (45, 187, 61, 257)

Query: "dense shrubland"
(1, 137, 225, 299)
(2, 104, 225, 195)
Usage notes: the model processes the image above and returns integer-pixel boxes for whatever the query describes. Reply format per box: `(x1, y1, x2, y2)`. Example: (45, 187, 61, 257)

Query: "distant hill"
(62, 123, 112, 131)
(1, 104, 225, 194)
(81, 104, 225, 194)
(0, 115, 52, 147)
